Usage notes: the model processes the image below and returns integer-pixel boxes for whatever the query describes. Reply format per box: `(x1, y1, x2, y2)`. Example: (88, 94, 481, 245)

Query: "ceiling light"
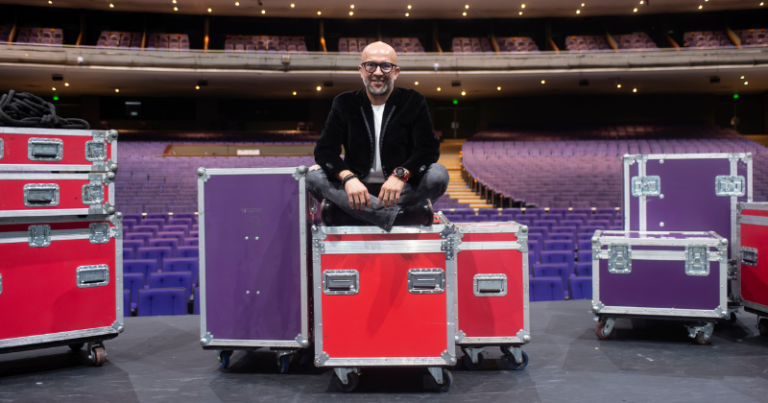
(581, 3, 585, 6)
(115, 88, 120, 93)
(195, 85, 200, 90)
(640, 0, 644, 3)
(48, 0, 52, 3)
(408, 5, 412, 9)
(461, 91, 467, 96)
(65, 82, 69, 87)
(541, 80, 545, 84)
(293, 91, 297, 95)
(290, 3, 295, 8)
(349, 11, 353, 15)
(316, 86, 321, 91)
(52, 87, 56, 91)
(437, 87, 441, 91)
(497, 86, 501, 90)
(208, 8, 212, 12)
(633, 8, 637, 12)
(350, 4, 354, 9)
(633, 88, 637, 92)
(521, 4, 525, 8)
(236, 2, 240, 5)
(317, 11, 321, 15)
(617, 84, 622, 88)
(462, 11, 467, 16)
(465, 4, 470, 9)
(761, 2, 765, 6)
(174, 6, 178, 10)
(698, 5, 703, 9)
(576, 9, 581, 14)
(172, 0, 176, 3)
(414, 81, 419, 85)
(405, 12, 409, 17)
(109, 4, 114, 8)
(519, 11, 523, 15)
(744, 81, 749, 85)
(261, 9, 265, 14)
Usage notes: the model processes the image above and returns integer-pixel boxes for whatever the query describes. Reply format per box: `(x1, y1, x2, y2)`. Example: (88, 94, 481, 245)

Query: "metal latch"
(28, 225, 51, 247)
(322, 270, 359, 295)
(473, 274, 507, 297)
(715, 175, 745, 197)
(631, 176, 661, 197)
(85, 140, 107, 161)
(89, 223, 111, 244)
(407, 268, 445, 294)
(23, 184, 60, 207)
(0, 273, 3, 295)
(76, 265, 110, 288)
(0, 138, 4, 160)
(82, 184, 105, 205)
(28, 138, 64, 161)
(685, 245, 710, 276)
(608, 244, 632, 274)
(741, 247, 757, 267)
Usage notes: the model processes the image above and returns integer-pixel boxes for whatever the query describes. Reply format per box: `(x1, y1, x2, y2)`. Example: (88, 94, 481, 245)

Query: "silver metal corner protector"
(441, 350, 456, 365)
(315, 351, 330, 366)
(455, 330, 466, 343)
(293, 165, 308, 181)
(197, 168, 210, 183)
(111, 320, 124, 333)
(200, 332, 213, 346)
(592, 301, 605, 313)
(516, 329, 531, 343)
(295, 334, 310, 348)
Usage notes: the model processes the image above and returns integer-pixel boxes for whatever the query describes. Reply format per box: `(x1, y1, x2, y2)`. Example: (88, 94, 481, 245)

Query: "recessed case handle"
(407, 268, 445, 294)
(28, 138, 63, 161)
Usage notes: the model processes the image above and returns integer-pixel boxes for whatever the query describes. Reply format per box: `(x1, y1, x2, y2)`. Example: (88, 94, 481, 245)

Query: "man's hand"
(344, 177, 371, 210)
(378, 176, 405, 208)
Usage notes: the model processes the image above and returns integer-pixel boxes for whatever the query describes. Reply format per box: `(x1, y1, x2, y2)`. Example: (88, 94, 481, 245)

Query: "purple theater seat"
(123, 272, 144, 311)
(163, 225, 189, 237)
(552, 226, 577, 238)
(575, 262, 592, 276)
(149, 238, 179, 257)
(189, 231, 199, 238)
(124, 214, 142, 222)
(548, 208, 569, 216)
(142, 219, 165, 231)
(566, 214, 588, 224)
(453, 208, 474, 217)
(571, 208, 592, 215)
(477, 208, 498, 216)
(157, 231, 185, 242)
(194, 287, 200, 315)
(533, 263, 571, 297)
(549, 233, 575, 243)
(123, 218, 137, 231)
(126, 232, 152, 246)
(163, 258, 199, 285)
(541, 251, 574, 275)
(516, 217, 534, 226)
(123, 249, 134, 260)
(560, 220, 582, 231)
(137, 288, 188, 316)
(192, 224, 199, 231)
(138, 247, 172, 272)
(529, 277, 565, 301)
(124, 260, 156, 286)
(174, 213, 196, 221)
(184, 238, 199, 246)
(528, 240, 540, 264)
(578, 233, 593, 241)
(496, 214, 514, 222)
(145, 213, 169, 224)
(577, 251, 592, 262)
(528, 226, 549, 238)
(578, 240, 592, 251)
(592, 214, 613, 221)
(535, 220, 558, 230)
(501, 208, 521, 217)
(444, 214, 464, 222)
(609, 225, 623, 231)
(123, 290, 131, 315)
(587, 220, 610, 229)
(526, 208, 546, 218)
(178, 246, 199, 258)
(544, 240, 573, 251)
(580, 226, 602, 236)
(569, 277, 592, 300)
(150, 272, 192, 299)
(464, 215, 489, 222)
(595, 208, 616, 215)
(528, 251, 535, 273)
(133, 225, 159, 237)
(123, 240, 144, 256)
(169, 218, 193, 229)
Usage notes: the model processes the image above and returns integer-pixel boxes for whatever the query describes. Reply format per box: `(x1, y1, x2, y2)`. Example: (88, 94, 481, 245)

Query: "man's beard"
(363, 75, 391, 95)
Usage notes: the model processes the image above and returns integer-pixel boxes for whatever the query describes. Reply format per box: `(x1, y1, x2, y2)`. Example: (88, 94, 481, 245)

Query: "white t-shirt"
(364, 104, 386, 183)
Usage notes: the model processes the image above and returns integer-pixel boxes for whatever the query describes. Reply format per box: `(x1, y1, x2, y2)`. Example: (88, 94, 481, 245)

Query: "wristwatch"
(392, 167, 409, 182)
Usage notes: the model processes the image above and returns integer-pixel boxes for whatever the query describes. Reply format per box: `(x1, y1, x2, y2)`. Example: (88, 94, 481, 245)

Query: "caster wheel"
(595, 320, 614, 340)
(218, 350, 233, 369)
(335, 371, 360, 392)
(462, 352, 484, 371)
(428, 368, 453, 392)
(69, 343, 84, 351)
(279, 354, 291, 374)
(508, 351, 529, 370)
(695, 332, 712, 345)
(89, 346, 107, 367)
(759, 318, 768, 337)
(724, 313, 738, 326)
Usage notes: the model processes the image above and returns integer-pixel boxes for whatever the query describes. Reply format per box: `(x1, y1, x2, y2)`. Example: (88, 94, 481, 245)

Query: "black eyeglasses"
(361, 61, 397, 74)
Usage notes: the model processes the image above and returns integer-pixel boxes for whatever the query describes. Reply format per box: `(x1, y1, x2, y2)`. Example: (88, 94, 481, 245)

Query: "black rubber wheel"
(69, 343, 85, 351)
(427, 368, 453, 393)
(462, 352, 484, 370)
(89, 346, 106, 367)
(218, 350, 233, 369)
(279, 354, 291, 374)
(695, 331, 712, 345)
(759, 318, 768, 337)
(595, 319, 613, 340)
(508, 351, 529, 370)
(335, 371, 360, 393)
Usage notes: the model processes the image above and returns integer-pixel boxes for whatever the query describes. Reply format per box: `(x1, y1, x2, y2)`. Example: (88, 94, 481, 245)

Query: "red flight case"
(453, 222, 531, 370)
(0, 128, 118, 172)
(0, 214, 124, 365)
(311, 223, 459, 392)
(737, 202, 768, 336)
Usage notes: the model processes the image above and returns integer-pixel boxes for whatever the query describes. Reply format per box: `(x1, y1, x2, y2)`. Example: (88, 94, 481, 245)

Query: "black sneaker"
(393, 199, 434, 227)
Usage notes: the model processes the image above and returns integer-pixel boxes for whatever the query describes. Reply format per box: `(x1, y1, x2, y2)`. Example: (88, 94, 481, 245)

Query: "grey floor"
(1, 300, 767, 403)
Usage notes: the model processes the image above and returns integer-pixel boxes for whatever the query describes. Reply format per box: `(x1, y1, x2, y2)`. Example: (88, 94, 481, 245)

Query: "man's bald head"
(361, 41, 398, 64)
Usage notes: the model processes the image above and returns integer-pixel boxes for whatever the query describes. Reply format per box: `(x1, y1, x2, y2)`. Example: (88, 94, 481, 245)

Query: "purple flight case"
(592, 230, 728, 321)
(197, 166, 311, 353)
(622, 153, 752, 259)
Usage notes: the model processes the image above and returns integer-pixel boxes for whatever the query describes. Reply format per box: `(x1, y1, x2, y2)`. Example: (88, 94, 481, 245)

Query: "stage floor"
(1, 300, 767, 403)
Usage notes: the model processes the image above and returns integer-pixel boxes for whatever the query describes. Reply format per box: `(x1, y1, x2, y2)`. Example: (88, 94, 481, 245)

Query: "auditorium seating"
(338, 37, 377, 53)
(452, 37, 493, 53)
(683, 31, 734, 48)
(96, 31, 141, 49)
(529, 277, 565, 301)
(14, 27, 63, 46)
(382, 37, 425, 54)
(613, 33, 658, 50)
(565, 35, 610, 52)
(146, 33, 190, 51)
(137, 289, 188, 316)
(496, 37, 539, 53)
(225, 35, 307, 54)
(735, 29, 767, 47)
(0, 26, 11, 43)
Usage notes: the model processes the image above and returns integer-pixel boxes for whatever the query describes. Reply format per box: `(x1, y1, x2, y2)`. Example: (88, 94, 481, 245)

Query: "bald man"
(307, 41, 448, 231)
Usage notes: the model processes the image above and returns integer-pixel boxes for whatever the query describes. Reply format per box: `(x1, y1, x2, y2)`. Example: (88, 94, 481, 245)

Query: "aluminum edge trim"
(592, 246, 601, 312)
(322, 240, 446, 254)
(0, 228, 90, 244)
(297, 175, 309, 345)
(0, 164, 93, 172)
(312, 228, 325, 364)
(719, 258, 727, 317)
(445, 239, 457, 365)
(741, 216, 768, 226)
(522, 234, 530, 343)
(0, 173, 91, 180)
(598, 238, 721, 247)
(639, 157, 646, 232)
(0, 326, 118, 349)
(0, 209, 91, 218)
(739, 202, 768, 212)
(0, 127, 94, 136)
(644, 153, 747, 160)
(623, 157, 631, 231)
(597, 306, 723, 318)
(458, 241, 521, 251)
(730, 157, 739, 260)
(322, 358, 449, 366)
(595, 250, 720, 261)
(742, 300, 768, 314)
(115, 221, 124, 329)
(205, 339, 302, 348)
(321, 225, 446, 235)
(460, 337, 524, 344)
(206, 167, 297, 175)
(197, 172, 208, 341)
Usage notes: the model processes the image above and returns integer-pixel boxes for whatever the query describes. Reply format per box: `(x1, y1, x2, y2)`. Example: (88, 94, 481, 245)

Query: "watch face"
(395, 167, 405, 177)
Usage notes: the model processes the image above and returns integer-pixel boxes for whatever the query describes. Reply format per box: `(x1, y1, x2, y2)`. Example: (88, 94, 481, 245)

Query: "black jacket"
(314, 87, 440, 186)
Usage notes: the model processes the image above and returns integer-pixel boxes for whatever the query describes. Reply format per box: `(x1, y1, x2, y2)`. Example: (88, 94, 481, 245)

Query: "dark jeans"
(306, 163, 449, 231)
